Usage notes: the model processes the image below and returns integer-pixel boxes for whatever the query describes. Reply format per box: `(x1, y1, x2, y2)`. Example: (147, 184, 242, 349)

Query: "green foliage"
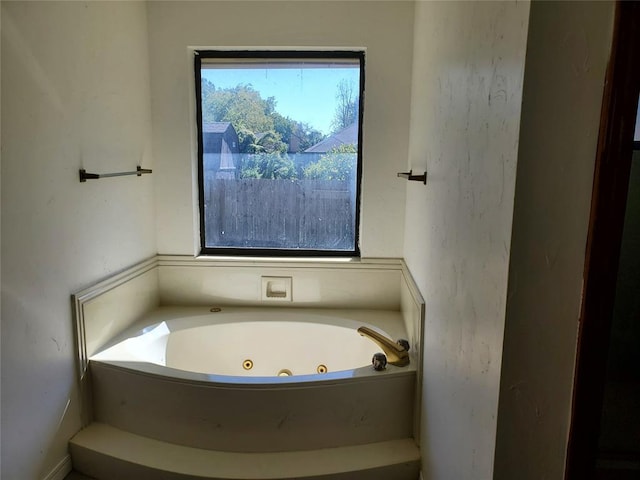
(303, 144, 357, 181)
(237, 128, 259, 154)
(237, 129, 287, 155)
(200, 80, 325, 155)
(203, 84, 276, 135)
(255, 132, 287, 155)
(239, 153, 297, 180)
(201, 79, 217, 121)
(294, 123, 325, 151)
(272, 113, 324, 153)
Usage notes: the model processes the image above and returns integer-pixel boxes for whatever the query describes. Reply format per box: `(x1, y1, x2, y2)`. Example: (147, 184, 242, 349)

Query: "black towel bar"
(79, 166, 152, 182)
(397, 170, 427, 185)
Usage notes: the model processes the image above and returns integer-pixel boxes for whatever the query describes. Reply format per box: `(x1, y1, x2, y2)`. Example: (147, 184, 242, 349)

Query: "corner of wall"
(494, 1, 616, 478)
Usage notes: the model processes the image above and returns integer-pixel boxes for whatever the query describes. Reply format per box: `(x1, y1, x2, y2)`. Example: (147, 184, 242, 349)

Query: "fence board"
(204, 178, 355, 250)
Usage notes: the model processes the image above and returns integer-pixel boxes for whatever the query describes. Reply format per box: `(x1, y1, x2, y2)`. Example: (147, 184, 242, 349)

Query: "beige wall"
(147, 1, 414, 258)
(1, 2, 414, 477)
(0, 1, 618, 478)
(1, 2, 156, 478)
(405, 1, 530, 478)
(494, 2, 615, 478)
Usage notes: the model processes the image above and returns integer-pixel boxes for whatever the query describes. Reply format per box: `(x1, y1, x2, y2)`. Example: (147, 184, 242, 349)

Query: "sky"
(202, 65, 360, 135)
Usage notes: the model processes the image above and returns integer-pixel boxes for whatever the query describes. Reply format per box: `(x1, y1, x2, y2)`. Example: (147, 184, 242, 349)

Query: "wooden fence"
(204, 178, 356, 250)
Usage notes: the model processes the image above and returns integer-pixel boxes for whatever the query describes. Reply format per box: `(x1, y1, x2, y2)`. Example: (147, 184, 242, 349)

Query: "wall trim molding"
(72, 256, 159, 426)
(72, 255, 158, 381)
(157, 254, 405, 270)
(400, 260, 426, 446)
(42, 455, 72, 480)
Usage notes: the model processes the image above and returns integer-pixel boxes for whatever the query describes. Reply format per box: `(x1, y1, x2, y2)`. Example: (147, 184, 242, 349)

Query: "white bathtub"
(91, 306, 413, 384)
(88, 307, 417, 452)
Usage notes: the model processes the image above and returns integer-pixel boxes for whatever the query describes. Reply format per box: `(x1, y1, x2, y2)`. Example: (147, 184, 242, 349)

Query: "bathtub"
(88, 306, 417, 452)
(91, 306, 414, 384)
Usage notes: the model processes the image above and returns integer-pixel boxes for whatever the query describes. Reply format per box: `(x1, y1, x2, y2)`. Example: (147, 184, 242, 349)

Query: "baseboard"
(42, 455, 72, 480)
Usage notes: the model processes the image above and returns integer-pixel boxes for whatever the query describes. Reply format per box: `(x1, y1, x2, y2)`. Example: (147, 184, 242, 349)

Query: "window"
(195, 50, 364, 256)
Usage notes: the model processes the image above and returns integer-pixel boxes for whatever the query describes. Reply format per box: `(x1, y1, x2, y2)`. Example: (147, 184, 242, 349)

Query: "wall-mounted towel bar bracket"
(79, 166, 152, 183)
(397, 170, 427, 185)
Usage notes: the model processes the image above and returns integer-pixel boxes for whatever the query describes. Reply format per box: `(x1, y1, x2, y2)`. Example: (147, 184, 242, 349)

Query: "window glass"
(195, 51, 364, 256)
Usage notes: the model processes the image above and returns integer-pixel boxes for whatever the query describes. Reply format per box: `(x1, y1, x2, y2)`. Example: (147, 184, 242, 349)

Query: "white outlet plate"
(261, 276, 293, 301)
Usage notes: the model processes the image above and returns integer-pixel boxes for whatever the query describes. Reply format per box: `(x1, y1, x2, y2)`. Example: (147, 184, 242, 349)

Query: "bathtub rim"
(90, 357, 416, 389)
(89, 305, 415, 386)
(95, 305, 409, 350)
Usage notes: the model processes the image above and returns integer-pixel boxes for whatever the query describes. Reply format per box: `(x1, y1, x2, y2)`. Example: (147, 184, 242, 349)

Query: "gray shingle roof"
(203, 122, 232, 133)
(304, 123, 358, 153)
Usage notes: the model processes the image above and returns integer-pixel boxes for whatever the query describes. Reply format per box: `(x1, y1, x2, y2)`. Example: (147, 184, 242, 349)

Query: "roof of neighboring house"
(203, 122, 234, 134)
(304, 123, 358, 153)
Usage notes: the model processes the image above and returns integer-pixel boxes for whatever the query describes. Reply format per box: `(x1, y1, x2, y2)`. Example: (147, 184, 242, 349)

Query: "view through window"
(195, 51, 364, 256)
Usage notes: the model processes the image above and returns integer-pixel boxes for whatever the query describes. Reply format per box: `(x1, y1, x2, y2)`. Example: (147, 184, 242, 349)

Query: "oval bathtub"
(91, 306, 413, 383)
(87, 306, 417, 453)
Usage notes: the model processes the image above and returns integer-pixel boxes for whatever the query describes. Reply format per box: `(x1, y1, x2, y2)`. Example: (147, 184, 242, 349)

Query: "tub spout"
(357, 326, 410, 367)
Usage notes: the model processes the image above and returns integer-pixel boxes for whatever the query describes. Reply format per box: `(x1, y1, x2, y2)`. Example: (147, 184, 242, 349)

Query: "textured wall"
(147, 1, 414, 258)
(404, 1, 530, 478)
(1, 2, 155, 478)
(494, 2, 615, 478)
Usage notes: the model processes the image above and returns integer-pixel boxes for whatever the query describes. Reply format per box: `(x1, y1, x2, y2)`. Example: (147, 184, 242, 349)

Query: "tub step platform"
(89, 360, 416, 452)
(70, 423, 420, 480)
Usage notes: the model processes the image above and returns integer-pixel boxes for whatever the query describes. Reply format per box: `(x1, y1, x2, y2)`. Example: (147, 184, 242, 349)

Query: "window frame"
(194, 49, 365, 257)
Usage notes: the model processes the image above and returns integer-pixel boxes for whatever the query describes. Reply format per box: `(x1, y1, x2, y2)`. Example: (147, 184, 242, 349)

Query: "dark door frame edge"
(565, 2, 640, 479)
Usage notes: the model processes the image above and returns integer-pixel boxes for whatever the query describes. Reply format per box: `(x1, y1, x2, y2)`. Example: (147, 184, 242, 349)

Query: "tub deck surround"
(90, 360, 415, 453)
(156, 257, 404, 310)
(70, 256, 424, 479)
(73, 255, 424, 388)
(87, 306, 416, 452)
(72, 257, 411, 415)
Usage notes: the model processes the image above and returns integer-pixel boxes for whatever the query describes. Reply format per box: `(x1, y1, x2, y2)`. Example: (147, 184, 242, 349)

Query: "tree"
(272, 113, 325, 153)
(303, 144, 357, 181)
(239, 153, 296, 179)
(256, 132, 288, 155)
(200, 79, 330, 155)
(201, 78, 217, 121)
(293, 122, 325, 151)
(201, 83, 276, 137)
(330, 79, 359, 133)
